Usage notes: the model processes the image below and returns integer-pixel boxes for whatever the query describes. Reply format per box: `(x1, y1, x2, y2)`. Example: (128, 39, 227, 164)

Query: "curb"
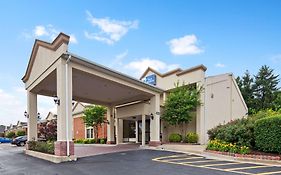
(203, 151, 281, 166)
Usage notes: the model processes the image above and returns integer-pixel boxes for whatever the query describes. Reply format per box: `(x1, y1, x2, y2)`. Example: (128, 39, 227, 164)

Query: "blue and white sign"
(144, 74, 157, 85)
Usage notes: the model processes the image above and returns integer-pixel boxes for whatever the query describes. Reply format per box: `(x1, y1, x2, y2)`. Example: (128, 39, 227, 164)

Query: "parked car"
(0, 137, 12, 143)
(11, 136, 27, 146)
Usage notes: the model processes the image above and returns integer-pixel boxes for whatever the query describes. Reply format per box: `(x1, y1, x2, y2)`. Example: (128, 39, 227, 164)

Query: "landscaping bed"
(206, 110, 281, 160)
(205, 150, 281, 161)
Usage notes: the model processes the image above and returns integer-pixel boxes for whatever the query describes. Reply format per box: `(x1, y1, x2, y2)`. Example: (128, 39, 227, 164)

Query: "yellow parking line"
(163, 156, 204, 161)
(255, 170, 281, 175)
(152, 154, 189, 161)
(183, 159, 218, 164)
(226, 165, 270, 171)
(153, 158, 253, 175)
(202, 162, 243, 167)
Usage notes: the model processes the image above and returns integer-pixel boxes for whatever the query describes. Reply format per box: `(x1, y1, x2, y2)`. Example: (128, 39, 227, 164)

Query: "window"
(86, 127, 93, 138)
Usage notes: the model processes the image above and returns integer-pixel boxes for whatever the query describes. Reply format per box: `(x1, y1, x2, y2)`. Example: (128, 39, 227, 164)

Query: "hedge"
(254, 115, 281, 153)
(168, 133, 182, 142)
(28, 141, 54, 155)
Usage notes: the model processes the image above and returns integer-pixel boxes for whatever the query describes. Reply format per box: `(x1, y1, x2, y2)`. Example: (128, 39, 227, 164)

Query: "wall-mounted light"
(150, 113, 154, 120)
(24, 111, 29, 118)
(37, 112, 41, 120)
(54, 96, 60, 105)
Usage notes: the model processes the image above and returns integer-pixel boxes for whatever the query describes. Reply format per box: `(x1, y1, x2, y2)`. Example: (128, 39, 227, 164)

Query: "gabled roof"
(140, 64, 207, 80)
(22, 33, 70, 83)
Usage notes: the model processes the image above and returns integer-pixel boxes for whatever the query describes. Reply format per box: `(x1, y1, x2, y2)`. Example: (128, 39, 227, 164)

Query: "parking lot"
(1, 143, 281, 175)
(153, 153, 281, 175)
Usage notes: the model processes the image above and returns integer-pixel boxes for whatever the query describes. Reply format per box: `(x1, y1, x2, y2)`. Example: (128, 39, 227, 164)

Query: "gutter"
(66, 54, 71, 157)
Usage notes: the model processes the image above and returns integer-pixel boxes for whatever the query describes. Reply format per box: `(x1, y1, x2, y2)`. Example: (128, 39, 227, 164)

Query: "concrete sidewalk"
(155, 143, 206, 154)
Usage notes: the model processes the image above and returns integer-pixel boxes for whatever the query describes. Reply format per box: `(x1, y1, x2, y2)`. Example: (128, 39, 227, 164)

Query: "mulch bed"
(206, 150, 281, 161)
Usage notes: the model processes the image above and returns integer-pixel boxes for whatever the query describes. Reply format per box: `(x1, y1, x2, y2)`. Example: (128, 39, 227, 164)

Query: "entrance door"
(138, 119, 150, 143)
(123, 120, 136, 142)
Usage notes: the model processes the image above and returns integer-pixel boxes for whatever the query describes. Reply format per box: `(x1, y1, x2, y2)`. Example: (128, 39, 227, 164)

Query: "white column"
(135, 120, 139, 143)
(150, 94, 160, 143)
(119, 119, 123, 143)
(115, 118, 120, 144)
(106, 107, 115, 143)
(56, 59, 73, 141)
(27, 91, 37, 141)
(141, 114, 145, 146)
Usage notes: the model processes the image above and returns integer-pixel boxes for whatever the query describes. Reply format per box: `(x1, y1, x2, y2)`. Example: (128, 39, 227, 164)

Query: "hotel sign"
(144, 74, 157, 86)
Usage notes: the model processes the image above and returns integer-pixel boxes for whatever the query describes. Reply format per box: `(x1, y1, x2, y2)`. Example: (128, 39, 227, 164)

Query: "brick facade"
(73, 117, 85, 139)
(73, 115, 107, 140)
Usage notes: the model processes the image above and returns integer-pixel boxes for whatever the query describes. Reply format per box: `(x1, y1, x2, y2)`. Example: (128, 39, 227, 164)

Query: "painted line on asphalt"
(256, 170, 281, 175)
(225, 165, 270, 171)
(201, 162, 243, 167)
(152, 154, 189, 160)
(153, 158, 253, 175)
(183, 159, 218, 164)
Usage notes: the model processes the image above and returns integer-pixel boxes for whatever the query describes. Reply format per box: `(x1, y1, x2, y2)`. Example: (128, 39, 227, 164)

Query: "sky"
(0, 0, 281, 125)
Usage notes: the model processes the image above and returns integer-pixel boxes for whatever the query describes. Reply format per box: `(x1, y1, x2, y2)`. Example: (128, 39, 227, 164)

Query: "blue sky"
(0, 0, 281, 125)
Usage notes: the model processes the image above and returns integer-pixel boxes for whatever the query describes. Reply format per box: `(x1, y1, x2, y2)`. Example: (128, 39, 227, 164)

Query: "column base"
(149, 141, 161, 147)
(106, 141, 116, 144)
(55, 141, 74, 156)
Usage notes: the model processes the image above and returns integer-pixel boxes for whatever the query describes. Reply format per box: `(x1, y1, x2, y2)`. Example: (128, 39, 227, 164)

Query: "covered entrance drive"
(22, 33, 163, 158)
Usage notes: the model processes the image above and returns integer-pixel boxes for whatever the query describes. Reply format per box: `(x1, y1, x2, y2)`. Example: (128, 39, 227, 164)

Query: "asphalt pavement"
(0, 143, 280, 175)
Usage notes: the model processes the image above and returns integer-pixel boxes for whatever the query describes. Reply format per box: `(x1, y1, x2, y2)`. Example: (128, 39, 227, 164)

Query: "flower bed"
(205, 150, 281, 161)
(206, 139, 250, 154)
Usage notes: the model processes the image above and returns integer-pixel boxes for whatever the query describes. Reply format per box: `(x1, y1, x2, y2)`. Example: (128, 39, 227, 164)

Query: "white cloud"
(167, 34, 203, 55)
(215, 62, 226, 68)
(271, 54, 281, 63)
(116, 50, 128, 60)
(69, 34, 78, 44)
(0, 87, 56, 126)
(23, 25, 78, 44)
(124, 58, 179, 78)
(85, 10, 138, 44)
(34, 25, 49, 37)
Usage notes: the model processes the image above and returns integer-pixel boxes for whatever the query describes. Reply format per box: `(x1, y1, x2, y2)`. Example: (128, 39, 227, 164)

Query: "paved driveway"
(1, 143, 281, 175)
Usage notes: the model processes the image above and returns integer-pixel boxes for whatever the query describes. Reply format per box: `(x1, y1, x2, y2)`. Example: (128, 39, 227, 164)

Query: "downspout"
(66, 54, 72, 157)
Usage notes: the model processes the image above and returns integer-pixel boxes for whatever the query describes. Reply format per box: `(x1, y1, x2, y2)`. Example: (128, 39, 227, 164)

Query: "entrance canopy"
(30, 53, 163, 106)
(22, 33, 163, 157)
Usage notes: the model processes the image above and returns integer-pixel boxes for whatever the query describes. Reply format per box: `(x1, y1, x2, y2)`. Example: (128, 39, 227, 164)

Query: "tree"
(6, 131, 15, 138)
(253, 65, 280, 111)
(82, 105, 107, 140)
(162, 82, 201, 134)
(273, 91, 281, 111)
(38, 120, 57, 141)
(236, 70, 255, 113)
(16, 130, 26, 137)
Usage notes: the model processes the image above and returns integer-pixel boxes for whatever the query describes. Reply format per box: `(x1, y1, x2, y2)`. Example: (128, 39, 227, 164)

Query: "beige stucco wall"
(143, 69, 204, 91)
(116, 102, 150, 119)
(161, 114, 196, 142)
(204, 74, 248, 143)
(26, 43, 68, 89)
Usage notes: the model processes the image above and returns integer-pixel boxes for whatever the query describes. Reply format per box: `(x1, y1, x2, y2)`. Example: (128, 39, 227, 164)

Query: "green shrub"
(254, 115, 281, 153)
(74, 139, 84, 144)
(207, 118, 255, 148)
(16, 130, 26, 136)
(28, 141, 54, 154)
(168, 133, 182, 142)
(100, 138, 107, 144)
(6, 131, 15, 138)
(185, 132, 198, 143)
